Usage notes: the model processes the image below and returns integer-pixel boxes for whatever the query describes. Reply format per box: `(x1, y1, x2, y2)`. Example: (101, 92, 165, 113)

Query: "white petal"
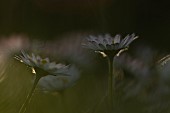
(124, 34, 138, 47)
(36, 55, 42, 62)
(48, 62, 57, 69)
(55, 63, 66, 69)
(87, 42, 99, 50)
(21, 57, 34, 66)
(113, 34, 121, 44)
(98, 35, 105, 45)
(125, 36, 138, 47)
(21, 50, 27, 58)
(120, 34, 130, 47)
(105, 34, 113, 45)
(87, 35, 95, 41)
(31, 53, 38, 64)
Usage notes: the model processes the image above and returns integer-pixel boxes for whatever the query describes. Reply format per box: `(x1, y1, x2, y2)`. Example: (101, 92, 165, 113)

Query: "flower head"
(82, 33, 138, 57)
(15, 51, 69, 77)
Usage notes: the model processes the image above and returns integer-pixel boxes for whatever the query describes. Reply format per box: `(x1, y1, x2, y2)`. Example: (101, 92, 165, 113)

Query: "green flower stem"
(19, 76, 41, 113)
(107, 56, 114, 113)
(59, 91, 69, 113)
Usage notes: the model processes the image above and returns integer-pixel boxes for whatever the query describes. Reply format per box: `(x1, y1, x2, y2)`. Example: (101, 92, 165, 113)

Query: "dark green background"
(0, 0, 170, 50)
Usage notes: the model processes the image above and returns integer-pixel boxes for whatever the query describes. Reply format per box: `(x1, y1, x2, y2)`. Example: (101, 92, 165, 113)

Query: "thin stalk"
(107, 56, 114, 113)
(19, 76, 41, 113)
(59, 91, 68, 113)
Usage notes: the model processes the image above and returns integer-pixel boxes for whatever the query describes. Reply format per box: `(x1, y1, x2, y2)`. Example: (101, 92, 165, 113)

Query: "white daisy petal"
(104, 34, 111, 45)
(31, 53, 37, 64)
(45, 58, 50, 63)
(82, 43, 96, 50)
(36, 55, 41, 62)
(98, 35, 105, 46)
(113, 34, 121, 44)
(55, 63, 66, 69)
(125, 35, 139, 47)
(87, 42, 99, 50)
(21, 56, 33, 66)
(21, 50, 29, 59)
(48, 62, 57, 69)
(120, 34, 130, 47)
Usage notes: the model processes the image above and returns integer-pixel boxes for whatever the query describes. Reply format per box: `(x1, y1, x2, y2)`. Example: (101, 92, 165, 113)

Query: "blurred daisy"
(157, 54, 170, 83)
(82, 33, 138, 57)
(37, 65, 80, 93)
(15, 51, 73, 113)
(157, 54, 170, 66)
(15, 51, 69, 78)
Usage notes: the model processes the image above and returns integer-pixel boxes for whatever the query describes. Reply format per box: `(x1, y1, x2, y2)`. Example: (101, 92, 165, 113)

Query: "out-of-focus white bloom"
(157, 54, 170, 66)
(15, 51, 69, 77)
(114, 47, 170, 113)
(37, 65, 80, 92)
(82, 33, 138, 57)
(157, 54, 170, 82)
(0, 35, 29, 55)
(115, 53, 151, 80)
(0, 35, 29, 83)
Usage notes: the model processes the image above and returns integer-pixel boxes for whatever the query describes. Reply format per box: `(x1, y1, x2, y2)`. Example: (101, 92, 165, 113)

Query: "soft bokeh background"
(0, 0, 170, 113)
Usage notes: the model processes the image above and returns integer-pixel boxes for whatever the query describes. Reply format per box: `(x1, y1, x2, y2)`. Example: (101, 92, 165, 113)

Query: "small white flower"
(82, 33, 138, 56)
(15, 51, 69, 77)
(37, 65, 80, 93)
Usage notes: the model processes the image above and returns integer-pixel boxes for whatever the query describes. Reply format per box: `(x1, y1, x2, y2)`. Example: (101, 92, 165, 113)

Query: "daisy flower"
(82, 33, 138, 57)
(15, 50, 71, 113)
(82, 33, 138, 112)
(15, 50, 69, 78)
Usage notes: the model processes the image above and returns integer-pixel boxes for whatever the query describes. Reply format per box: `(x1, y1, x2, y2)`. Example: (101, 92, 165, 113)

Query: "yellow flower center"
(41, 59, 47, 64)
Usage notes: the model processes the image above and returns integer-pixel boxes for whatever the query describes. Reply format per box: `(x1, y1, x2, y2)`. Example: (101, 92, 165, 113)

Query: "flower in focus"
(82, 33, 138, 57)
(37, 65, 80, 93)
(15, 51, 69, 78)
